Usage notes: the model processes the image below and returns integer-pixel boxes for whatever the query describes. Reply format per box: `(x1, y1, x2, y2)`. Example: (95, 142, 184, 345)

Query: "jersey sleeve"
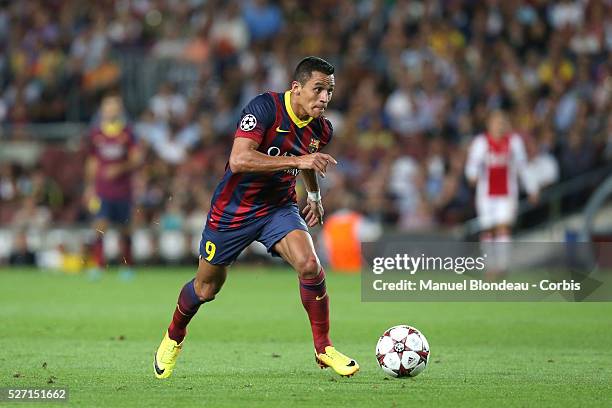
(465, 135, 486, 182)
(234, 93, 276, 144)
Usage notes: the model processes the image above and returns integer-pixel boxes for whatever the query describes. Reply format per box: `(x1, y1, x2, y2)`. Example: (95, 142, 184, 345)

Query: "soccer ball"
(375, 325, 429, 378)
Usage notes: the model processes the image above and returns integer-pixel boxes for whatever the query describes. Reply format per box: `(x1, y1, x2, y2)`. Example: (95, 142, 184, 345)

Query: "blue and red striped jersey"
(207, 91, 333, 231)
(89, 123, 137, 200)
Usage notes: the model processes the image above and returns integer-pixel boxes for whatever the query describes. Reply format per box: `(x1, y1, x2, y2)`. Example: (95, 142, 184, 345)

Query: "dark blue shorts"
(199, 204, 308, 265)
(96, 198, 132, 224)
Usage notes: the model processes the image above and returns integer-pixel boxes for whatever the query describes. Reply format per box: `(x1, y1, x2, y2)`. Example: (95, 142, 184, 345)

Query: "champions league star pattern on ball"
(376, 325, 430, 378)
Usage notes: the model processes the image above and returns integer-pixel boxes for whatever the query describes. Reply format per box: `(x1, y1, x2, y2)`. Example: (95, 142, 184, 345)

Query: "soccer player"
(85, 95, 141, 278)
(154, 57, 359, 378)
(465, 110, 539, 271)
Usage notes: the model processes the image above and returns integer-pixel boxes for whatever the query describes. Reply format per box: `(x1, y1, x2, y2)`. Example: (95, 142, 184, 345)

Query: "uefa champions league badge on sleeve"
(240, 114, 257, 131)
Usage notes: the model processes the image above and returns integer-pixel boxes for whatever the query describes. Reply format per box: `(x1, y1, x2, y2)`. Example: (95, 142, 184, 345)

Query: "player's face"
(101, 97, 123, 123)
(487, 112, 508, 138)
(295, 71, 335, 118)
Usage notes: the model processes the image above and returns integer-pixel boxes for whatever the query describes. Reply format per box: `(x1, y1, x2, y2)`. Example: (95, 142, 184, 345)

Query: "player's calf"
(299, 267, 332, 354)
(155, 278, 207, 379)
(168, 279, 205, 343)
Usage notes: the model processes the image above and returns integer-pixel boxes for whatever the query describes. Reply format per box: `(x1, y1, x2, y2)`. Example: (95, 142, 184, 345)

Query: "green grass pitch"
(1, 267, 611, 407)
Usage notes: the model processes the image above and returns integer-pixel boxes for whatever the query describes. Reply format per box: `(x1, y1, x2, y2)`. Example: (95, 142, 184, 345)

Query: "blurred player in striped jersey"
(466, 110, 539, 275)
(85, 95, 141, 279)
(154, 57, 359, 378)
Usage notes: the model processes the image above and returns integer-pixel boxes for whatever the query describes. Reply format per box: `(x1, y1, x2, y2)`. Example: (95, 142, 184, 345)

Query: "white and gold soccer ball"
(375, 325, 430, 378)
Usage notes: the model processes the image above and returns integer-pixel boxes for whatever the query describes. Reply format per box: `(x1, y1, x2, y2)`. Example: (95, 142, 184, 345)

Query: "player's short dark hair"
(293, 56, 335, 85)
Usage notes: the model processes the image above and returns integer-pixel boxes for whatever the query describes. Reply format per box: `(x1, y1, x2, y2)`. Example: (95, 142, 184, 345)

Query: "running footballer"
(154, 56, 359, 379)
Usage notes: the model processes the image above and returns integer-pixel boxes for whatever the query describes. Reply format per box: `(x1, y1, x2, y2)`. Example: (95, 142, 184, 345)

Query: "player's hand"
(104, 164, 124, 180)
(302, 198, 324, 227)
(83, 185, 95, 205)
(83, 185, 100, 213)
(296, 153, 337, 178)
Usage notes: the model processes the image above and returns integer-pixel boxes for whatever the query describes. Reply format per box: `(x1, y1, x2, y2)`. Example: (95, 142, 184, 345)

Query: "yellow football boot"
(315, 346, 359, 377)
(154, 331, 183, 379)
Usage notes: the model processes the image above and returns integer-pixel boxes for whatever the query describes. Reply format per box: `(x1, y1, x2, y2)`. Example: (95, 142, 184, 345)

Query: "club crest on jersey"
(308, 138, 320, 153)
(240, 114, 257, 131)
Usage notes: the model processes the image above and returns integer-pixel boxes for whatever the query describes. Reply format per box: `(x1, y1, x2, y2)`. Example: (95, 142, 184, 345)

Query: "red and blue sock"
(168, 279, 203, 343)
(120, 233, 133, 266)
(299, 268, 332, 354)
(93, 235, 105, 267)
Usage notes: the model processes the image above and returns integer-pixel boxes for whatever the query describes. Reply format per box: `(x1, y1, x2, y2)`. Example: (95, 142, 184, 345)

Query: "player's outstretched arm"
(229, 138, 299, 173)
(229, 137, 337, 177)
(301, 169, 325, 226)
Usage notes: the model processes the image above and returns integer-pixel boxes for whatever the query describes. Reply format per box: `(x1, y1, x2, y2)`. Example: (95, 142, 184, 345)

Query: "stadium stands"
(0, 0, 610, 264)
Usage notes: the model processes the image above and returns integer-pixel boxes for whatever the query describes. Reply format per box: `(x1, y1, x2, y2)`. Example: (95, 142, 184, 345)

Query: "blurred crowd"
(1, 0, 611, 238)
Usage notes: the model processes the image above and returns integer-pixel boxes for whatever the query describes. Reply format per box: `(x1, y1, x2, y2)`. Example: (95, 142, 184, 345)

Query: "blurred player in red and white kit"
(465, 110, 539, 272)
(85, 95, 142, 279)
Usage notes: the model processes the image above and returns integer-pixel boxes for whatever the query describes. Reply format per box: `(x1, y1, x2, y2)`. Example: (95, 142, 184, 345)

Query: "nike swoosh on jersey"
(276, 127, 290, 133)
(315, 293, 328, 301)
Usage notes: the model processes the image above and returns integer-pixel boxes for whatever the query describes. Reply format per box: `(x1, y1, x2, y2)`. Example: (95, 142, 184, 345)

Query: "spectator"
(0, 0, 609, 240)
(560, 127, 596, 179)
(241, 0, 283, 42)
(524, 133, 560, 189)
(9, 230, 36, 266)
(210, 2, 249, 56)
(12, 196, 51, 230)
(149, 82, 188, 122)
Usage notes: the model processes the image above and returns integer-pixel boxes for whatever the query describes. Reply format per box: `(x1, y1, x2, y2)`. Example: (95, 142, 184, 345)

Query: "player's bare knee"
(194, 282, 221, 303)
(295, 255, 320, 279)
(196, 285, 219, 302)
(201, 292, 216, 303)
